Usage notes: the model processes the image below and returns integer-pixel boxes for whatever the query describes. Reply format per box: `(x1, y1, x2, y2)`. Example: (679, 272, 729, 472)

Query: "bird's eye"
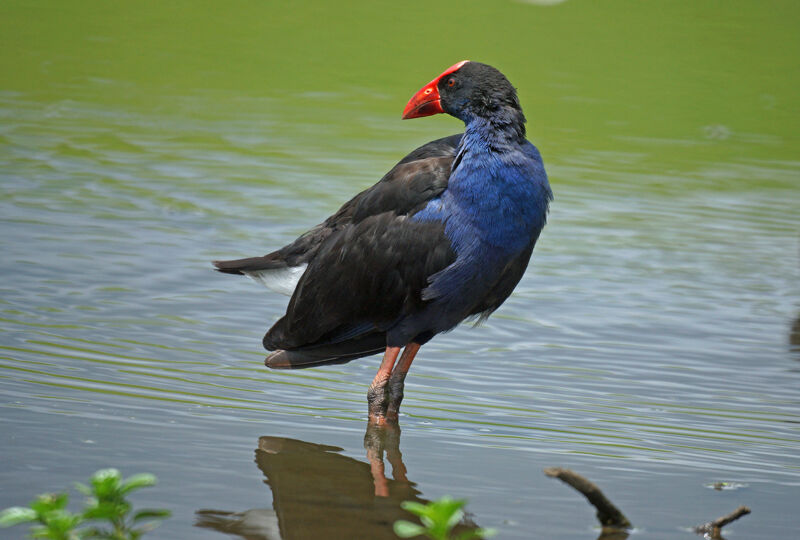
(447, 78, 456, 87)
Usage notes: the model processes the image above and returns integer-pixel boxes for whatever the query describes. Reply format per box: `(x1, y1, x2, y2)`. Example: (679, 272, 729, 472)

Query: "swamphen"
(214, 61, 553, 423)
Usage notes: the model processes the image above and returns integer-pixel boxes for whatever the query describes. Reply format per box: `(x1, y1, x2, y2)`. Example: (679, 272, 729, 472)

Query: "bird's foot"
(368, 375, 407, 424)
(367, 381, 393, 425)
(384, 373, 407, 422)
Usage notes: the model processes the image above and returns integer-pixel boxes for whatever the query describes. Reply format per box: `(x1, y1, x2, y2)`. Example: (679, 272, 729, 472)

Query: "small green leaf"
(52, 493, 70, 511)
(91, 468, 121, 484)
(444, 508, 464, 529)
(90, 468, 122, 498)
(419, 514, 435, 529)
(393, 519, 426, 538)
(28, 524, 52, 538)
(30, 492, 69, 514)
(400, 501, 429, 517)
(120, 474, 157, 495)
(132, 508, 171, 522)
(0, 506, 37, 527)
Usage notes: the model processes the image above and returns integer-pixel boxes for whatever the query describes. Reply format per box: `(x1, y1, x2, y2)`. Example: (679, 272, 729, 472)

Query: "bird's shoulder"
(332, 133, 462, 224)
(271, 134, 462, 266)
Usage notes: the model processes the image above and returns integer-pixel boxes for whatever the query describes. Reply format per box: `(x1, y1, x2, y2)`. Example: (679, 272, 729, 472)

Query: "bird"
(213, 61, 553, 424)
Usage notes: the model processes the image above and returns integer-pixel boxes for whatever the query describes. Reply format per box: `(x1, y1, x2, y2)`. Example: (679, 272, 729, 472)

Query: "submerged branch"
(543, 467, 631, 529)
(693, 505, 750, 538)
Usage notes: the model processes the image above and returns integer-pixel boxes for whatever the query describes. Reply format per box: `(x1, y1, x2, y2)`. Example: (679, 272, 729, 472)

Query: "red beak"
(402, 60, 469, 120)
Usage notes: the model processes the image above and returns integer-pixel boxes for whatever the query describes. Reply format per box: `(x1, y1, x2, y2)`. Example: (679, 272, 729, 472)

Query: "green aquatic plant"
(0, 469, 170, 539)
(394, 496, 495, 540)
(0, 493, 82, 540)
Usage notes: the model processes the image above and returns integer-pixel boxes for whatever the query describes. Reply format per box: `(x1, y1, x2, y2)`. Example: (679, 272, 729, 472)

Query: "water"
(1, 1, 799, 539)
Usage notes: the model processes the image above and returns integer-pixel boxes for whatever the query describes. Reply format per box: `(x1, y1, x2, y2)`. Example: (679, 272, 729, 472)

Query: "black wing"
(264, 209, 456, 365)
(213, 133, 462, 275)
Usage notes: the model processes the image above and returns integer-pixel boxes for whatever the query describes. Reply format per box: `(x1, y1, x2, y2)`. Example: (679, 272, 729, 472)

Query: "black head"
(402, 61, 526, 137)
(437, 62, 522, 122)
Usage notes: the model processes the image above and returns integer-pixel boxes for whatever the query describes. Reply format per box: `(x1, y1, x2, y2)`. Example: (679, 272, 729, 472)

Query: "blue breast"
(412, 137, 552, 307)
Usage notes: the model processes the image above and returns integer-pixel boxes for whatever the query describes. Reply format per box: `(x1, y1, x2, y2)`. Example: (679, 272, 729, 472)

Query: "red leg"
(367, 446, 389, 497)
(385, 343, 421, 421)
(367, 346, 401, 424)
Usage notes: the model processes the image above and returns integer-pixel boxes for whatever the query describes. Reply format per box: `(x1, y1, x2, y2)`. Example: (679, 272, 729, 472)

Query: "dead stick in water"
(543, 467, 631, 528)
(693, 505, 750, 537)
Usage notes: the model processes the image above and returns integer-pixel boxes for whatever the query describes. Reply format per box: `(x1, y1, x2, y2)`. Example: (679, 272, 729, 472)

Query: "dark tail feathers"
(212, 256, 285, 275)
(265, 333, 386, 369)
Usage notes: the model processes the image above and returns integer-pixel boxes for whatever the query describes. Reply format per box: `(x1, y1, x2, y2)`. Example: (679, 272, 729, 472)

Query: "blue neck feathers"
(415, 111, 552, 256)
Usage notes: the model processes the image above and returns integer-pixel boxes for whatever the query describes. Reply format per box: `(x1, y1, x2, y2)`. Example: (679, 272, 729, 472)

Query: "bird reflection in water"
(195, 423, 632, 540)
(195, 423, 476, 540)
